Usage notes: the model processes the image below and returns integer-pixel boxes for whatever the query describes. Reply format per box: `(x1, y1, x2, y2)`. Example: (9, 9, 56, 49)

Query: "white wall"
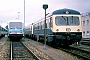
(82, 14, 90, 38)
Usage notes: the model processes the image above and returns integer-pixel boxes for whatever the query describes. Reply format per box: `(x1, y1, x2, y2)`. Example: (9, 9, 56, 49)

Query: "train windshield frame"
(55, 16, 80, 26)
(9, 22, 22, 29)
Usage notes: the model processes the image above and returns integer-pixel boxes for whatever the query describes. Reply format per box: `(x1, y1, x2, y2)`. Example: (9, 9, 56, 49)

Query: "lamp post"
(24, 0, 25, 39)
(17, 12, 20, 20)
(43, 4, 48, 49)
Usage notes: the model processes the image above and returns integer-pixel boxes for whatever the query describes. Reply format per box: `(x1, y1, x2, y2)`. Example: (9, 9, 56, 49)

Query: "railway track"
(56, 46, 90, 60)
(10, 41, 40, 60)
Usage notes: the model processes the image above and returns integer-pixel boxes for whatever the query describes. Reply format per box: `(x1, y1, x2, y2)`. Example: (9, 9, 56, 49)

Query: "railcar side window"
(40, 22, 42, 29)
(47, 20, 49, 28)
(50, 17, 52, 27)
(33, 25, 35, 30)
(30, 26, 32, 31)
(42, 21, 44, 29)
(37, 23, 39, 29)
(0, 26, 1, 31)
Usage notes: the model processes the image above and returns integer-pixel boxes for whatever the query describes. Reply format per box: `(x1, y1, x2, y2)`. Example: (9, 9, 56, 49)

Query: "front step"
(80, 38, 90, 46)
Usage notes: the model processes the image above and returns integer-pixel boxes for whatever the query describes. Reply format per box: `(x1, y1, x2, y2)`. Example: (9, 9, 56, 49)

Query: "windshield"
(9, 22, 22, 29)
(55, 16, 80, 26)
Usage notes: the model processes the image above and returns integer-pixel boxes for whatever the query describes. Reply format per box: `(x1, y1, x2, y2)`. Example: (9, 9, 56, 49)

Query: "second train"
(25, 8, 82, 46)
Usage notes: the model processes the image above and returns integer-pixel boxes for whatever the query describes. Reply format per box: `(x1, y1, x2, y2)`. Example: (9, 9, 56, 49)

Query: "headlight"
(77, 29, 80, 32)
(56, 29, 59, 31)
(20, 32, 22, 33)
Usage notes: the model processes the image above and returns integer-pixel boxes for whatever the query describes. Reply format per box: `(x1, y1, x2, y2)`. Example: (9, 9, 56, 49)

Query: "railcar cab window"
(9, 22, 22, 29)
(55, 16, 80, 26)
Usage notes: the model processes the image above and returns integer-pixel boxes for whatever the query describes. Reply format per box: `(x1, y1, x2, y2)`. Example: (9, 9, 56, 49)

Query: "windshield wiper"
(62, 16, 66, 21)
(62, 16, 69, 25)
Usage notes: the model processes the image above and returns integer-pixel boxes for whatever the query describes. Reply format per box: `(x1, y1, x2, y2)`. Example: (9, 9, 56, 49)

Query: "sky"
(0, 0, 90, 28)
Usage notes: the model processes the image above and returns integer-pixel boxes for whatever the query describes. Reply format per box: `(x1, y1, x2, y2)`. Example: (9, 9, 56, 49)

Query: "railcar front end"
(8, 20, 24, 40)
(8, 29, 24, 39)
(48, 9, 82, 46)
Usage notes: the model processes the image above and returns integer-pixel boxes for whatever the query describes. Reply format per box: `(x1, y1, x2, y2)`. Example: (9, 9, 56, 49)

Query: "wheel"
(55, 39, 60, 46)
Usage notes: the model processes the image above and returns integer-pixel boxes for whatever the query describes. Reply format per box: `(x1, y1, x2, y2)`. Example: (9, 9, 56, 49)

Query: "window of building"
(87, 31, 89, 35)
(87, 20, 89, 25)
(83, 31, 85, 36)
(83, 21, 85, 26)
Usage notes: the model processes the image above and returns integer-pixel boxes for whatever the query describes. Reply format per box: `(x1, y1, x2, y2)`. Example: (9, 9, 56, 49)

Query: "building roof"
(52, 8, 80, 15)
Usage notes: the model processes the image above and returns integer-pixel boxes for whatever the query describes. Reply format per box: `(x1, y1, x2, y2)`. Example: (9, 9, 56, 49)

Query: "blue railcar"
(0, 26, 7, 37)
(8, 20, 24, 40)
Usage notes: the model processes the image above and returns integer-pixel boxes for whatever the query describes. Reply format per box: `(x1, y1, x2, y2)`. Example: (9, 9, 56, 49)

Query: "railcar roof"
(52, 8, 80, 15)
(8, 20, 23, 23)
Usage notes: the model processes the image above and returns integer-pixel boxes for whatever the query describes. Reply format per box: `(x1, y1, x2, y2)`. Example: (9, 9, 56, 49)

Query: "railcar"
(25, 8, 82, 46)
(0, 26, 7, 37)
(8, 20, 24, 40)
